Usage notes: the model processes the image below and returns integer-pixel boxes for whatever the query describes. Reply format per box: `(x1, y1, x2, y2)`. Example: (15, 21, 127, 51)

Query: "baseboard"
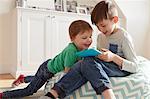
(0, 65, 11, 74)
(10, 70, 36, 78)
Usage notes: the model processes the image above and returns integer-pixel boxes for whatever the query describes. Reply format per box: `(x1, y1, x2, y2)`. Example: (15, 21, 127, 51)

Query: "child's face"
(96, 19, 116, 36)
(72, 30, 92, 50)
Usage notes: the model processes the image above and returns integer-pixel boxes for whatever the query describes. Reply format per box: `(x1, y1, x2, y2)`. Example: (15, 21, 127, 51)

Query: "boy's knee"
(81, 57, 97, 68)
(82, 57, 95, 65)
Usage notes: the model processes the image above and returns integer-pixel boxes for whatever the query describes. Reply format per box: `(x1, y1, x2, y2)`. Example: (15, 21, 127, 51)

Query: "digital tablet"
(76, 48, 102, 57)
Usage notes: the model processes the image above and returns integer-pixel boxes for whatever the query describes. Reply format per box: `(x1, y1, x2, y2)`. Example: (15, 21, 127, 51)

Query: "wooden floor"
(0, 73, 15, 88)
(0, 73, 15, 80)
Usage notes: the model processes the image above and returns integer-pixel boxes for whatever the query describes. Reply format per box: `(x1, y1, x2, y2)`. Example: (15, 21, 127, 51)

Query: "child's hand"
(97, 48, 115, 62)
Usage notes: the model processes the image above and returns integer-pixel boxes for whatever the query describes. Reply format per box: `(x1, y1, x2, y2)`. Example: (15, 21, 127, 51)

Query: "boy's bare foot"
(102, 89, 116, 99)
(50, 89, 58, 98)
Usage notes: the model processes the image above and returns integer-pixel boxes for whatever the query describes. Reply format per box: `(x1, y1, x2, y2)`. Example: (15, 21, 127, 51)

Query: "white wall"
(116, 0, 150, 59)
(0, 0, 15, 73)
(146, 0, 150, 59)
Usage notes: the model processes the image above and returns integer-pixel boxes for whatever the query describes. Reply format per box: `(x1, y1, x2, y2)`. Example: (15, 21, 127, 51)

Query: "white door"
(21, 11, 48, 74)
(47, 14, 73, 58)
(47, 13, 91, 58)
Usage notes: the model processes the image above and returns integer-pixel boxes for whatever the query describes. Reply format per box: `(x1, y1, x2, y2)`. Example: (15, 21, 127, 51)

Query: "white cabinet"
(46, 12, 92, 58)
(11, 8, 91, 77)
(21, 10, 49, 74)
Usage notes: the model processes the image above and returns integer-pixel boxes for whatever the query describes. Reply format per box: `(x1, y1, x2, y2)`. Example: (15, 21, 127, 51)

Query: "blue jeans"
(2, 59, 54, 98)
(52, 57, 130, 98)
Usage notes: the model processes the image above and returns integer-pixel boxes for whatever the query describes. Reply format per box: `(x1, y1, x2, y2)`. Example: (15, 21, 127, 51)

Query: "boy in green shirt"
(0, 20, 93, 98)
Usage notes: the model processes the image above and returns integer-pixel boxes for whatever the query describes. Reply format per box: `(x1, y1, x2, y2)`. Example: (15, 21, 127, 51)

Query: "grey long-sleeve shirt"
(97, 27, 138, 73)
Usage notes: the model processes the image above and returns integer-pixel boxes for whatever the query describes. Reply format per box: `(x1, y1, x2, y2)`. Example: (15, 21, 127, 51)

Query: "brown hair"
(91, 0, 118, 25)
(69, 20, 93, 40)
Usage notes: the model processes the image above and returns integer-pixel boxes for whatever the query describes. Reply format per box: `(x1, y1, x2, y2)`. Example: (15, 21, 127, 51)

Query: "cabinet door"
(21, 11, 48, 74)
(46, 15, 73, 58)
(46, 13, 91, 58)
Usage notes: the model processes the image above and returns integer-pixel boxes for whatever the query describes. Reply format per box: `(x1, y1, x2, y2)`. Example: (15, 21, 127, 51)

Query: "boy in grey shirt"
(41, 0, 138, 99)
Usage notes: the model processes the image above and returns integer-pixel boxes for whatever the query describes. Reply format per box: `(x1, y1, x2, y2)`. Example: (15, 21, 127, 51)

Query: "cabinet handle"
(47, 15, 50, 18)
(47, 16, 55, 19)
(51, 16, 55, 19)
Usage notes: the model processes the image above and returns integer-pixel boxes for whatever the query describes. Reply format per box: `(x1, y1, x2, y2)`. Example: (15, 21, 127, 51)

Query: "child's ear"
(113, 16, 118, 23)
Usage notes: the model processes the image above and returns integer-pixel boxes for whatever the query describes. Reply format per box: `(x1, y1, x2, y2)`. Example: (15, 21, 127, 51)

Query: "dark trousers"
(3, 59, 54, 98)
